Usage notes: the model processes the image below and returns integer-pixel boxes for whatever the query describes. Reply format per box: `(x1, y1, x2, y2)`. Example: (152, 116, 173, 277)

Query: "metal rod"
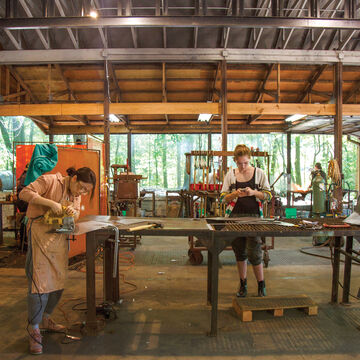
(331, 236, 341, 303)
(342, 236, 355, 305)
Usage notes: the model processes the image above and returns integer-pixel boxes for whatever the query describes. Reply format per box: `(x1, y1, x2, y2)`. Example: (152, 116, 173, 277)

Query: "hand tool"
(127, 222, 163, 232)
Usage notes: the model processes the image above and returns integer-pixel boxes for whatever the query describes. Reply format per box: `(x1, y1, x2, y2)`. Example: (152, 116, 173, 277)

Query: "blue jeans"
(25, 238, 64, 325)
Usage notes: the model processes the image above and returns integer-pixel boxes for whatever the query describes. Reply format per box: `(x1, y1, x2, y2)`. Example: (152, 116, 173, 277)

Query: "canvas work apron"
(29, 192, 70, 294)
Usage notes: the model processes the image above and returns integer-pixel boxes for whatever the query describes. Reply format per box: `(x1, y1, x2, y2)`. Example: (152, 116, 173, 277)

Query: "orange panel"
(16, 144, 100, 258)
(49, 147, 100, 258)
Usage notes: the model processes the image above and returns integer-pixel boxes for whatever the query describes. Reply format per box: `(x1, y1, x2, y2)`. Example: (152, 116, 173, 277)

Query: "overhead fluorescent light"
(89, 10, 98, 18)
(198, 114, 212, 122)
(285, 114, 306, 122)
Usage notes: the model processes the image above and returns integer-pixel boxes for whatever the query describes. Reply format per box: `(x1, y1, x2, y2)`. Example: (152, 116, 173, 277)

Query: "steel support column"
(286, 133, 291, 207)
(221, 60, 228, 171)
(334, 62, 343, 207)
(104, 60, 111, 180)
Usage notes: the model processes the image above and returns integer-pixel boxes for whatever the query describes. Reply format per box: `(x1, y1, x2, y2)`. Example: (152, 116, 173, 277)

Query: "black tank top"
(231, 168, 260, 216)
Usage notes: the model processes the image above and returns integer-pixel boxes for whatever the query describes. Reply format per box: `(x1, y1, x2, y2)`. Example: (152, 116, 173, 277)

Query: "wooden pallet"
(232, 294, 318, 322)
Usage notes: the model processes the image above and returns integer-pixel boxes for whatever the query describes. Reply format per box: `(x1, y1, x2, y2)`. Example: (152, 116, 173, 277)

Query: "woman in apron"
(220, 145, 272, 298)
(19, 167, 96, 355)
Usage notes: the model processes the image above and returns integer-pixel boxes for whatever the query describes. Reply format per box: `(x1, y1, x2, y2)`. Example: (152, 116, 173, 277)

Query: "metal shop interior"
(0, 1, 360, 359)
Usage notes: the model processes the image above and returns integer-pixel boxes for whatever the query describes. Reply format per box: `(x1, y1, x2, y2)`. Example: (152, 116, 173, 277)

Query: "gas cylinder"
(312, 172, 326, 215)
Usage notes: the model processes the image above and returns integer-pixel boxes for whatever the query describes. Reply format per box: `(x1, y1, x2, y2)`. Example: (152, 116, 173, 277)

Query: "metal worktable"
(76, 216, 360, 336)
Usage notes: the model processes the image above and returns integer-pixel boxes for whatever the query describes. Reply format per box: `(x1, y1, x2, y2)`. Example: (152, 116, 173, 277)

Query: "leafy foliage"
(0, 117, 357, 195)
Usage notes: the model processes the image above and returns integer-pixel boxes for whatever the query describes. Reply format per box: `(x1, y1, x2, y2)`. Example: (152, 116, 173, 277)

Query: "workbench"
(75, 216, 360, 336)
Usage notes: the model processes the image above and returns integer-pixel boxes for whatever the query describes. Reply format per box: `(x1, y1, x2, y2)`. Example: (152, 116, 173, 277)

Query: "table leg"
(331, 236, 341, 303)
(207, 248, 212, 305)
(86, 231, 97, 334)
(209, 244, 219, 337)
(342, 236, 353, 304)
(104, 238, 120, 303)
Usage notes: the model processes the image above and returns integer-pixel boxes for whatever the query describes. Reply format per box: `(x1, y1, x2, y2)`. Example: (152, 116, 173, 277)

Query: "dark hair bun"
(66, 167, 77, 177)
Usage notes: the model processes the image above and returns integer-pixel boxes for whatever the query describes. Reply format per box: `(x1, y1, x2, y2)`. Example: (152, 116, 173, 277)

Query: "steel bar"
(331, 236, 341, 303)
(1, 48, 360, 65)
(3, 16, 360, 30)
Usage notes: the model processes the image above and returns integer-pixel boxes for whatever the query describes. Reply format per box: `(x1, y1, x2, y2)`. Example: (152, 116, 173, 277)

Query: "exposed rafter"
(297, 64, 328, 103)
(18, 0, 50, 49)
(6, 65, 39, 103)
(54, 0, 79, 49)
(344, 80, 360, 103)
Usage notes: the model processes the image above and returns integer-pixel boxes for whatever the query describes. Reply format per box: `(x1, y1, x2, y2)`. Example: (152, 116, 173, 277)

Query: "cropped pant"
(231, 236, 262, 266)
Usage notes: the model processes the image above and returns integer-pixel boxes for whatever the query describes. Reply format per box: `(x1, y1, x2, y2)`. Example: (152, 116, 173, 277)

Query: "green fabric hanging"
(24, 144, 58, 185)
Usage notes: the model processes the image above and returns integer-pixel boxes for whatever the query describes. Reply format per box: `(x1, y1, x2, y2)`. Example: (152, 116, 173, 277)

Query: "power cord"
(299, 237, 360, 300)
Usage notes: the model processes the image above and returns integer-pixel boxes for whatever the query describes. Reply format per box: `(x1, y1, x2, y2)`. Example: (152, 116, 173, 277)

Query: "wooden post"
(127, 132, 132, 171)
(104, 60, 110, 179)
(221, 60, 228, 171)
(287, 133, 291, 207)
(334, 62, 343, 207)
(277, 63, 281, 102)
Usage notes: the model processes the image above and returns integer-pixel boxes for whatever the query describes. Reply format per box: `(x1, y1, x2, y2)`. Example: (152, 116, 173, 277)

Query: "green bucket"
(285, 208, 297, 219)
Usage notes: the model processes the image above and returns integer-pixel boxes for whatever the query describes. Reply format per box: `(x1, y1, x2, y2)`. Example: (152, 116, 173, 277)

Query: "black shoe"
(258, 280, 267, 297)
(236, 278, 247, 297)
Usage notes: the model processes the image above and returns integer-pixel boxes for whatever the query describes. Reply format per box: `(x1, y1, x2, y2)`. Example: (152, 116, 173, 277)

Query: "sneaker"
(258, 280, 267, 297)
(29, 328, 42, 355)
(236, 278, 247, 297)
(41, 317, 66, 333)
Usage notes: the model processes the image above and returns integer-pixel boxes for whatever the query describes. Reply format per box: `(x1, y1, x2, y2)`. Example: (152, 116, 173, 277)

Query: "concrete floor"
(0, 235, 359, 360)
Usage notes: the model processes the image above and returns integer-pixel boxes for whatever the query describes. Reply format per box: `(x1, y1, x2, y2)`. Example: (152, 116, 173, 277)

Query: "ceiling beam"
(1, 48, 359, 65)
(311, 1, 344, 50)
(297, 64, 327, 103)
(18, 0, 50, 49)
(54, 64, 78, 101)
(248, 64, 275, 124)
(6, 65, 39, 103)
(49, 123, 286, 135)
(54, 0, 79, 49)
(91, 0, 107, 47)
(54, 64, 90, 125)
(3, 16, 360, 30)
(344, 80, 360, 103)
(3, 102, 360, 116)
